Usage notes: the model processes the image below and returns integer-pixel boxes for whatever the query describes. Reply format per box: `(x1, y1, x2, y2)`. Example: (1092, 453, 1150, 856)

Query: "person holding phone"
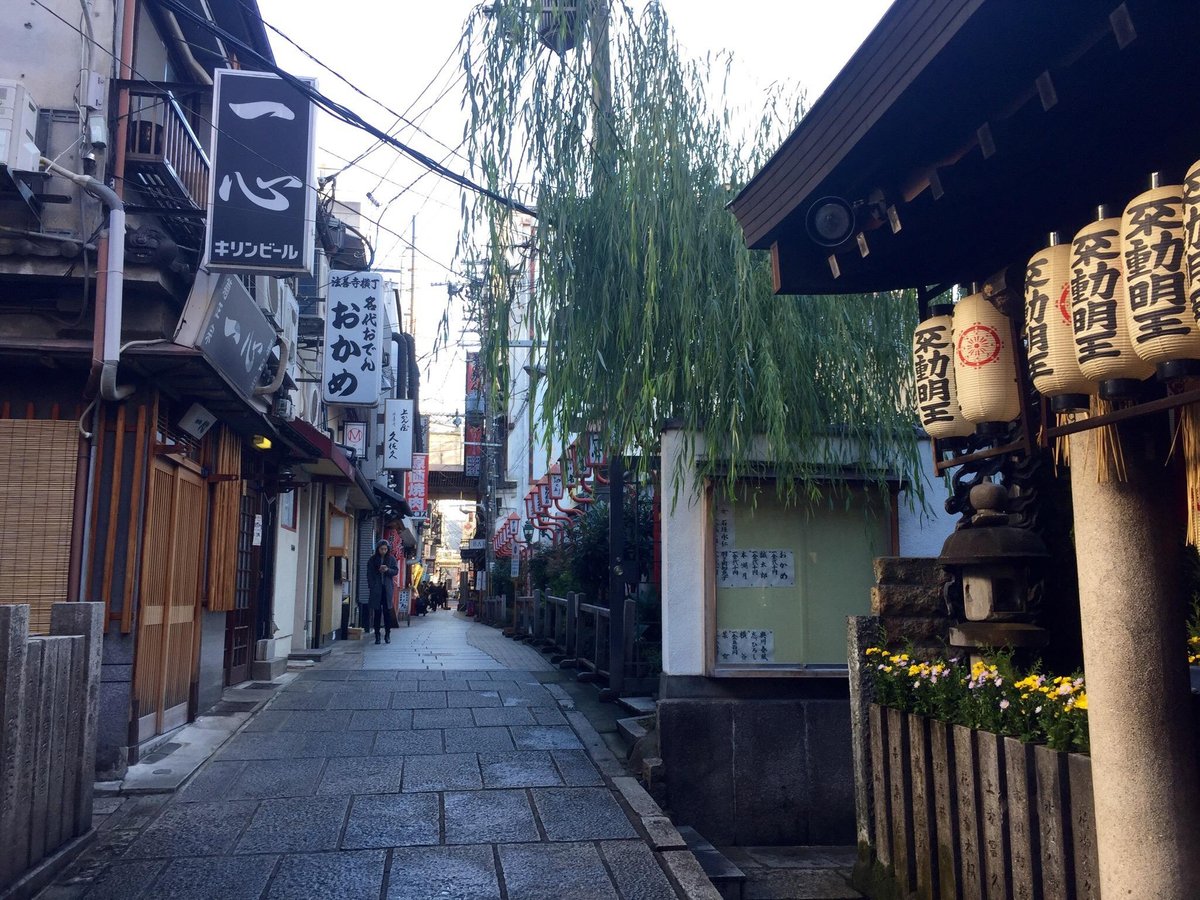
(366, 539, 399, 644)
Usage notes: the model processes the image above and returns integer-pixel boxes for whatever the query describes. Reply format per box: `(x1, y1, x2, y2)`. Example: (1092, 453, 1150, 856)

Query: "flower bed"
(865, 649, 1090, 753)
(859, 650, 1099, 900)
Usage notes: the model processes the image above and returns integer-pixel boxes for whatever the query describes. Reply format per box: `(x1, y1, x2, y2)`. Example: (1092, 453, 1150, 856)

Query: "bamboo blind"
(0, 420, 78, 634)
(206, 426, 243, 612)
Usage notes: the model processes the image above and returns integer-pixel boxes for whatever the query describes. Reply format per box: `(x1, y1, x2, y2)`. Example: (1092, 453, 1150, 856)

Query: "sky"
(255, 0, 893, 418)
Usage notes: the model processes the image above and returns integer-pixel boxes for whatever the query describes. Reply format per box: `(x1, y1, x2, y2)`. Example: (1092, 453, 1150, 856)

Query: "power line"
(155, 0, 536, 217)
(253, 10, 471, 168)
(28, 0, 467, 279)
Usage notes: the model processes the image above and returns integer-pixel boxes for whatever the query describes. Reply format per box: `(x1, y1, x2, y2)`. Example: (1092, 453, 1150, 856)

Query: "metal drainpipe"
(391, 333, 408, 400)
(404, 332, 421, 451)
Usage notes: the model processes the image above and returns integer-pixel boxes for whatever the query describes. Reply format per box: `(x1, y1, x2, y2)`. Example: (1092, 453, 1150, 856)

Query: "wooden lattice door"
(133, 459, 206, 741)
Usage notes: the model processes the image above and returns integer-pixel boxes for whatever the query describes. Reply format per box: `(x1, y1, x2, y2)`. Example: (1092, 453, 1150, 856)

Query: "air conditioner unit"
(0, 80, 42, 171)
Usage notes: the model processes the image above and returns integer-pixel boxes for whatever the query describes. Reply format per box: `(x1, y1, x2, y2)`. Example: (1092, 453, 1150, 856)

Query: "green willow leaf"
(459, 1, 922, 507)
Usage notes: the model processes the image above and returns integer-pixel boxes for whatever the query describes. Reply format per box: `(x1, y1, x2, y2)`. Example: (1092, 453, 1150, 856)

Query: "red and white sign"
(405, 452, 429, 515)
(344, 422, 366, 456)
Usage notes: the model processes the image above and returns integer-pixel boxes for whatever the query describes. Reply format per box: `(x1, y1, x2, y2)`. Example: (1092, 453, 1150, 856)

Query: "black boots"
(374, 633, 381, 645)
(384, 632, 391, 644)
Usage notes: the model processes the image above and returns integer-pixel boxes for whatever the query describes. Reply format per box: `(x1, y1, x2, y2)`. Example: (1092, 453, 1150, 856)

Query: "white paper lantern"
(953, 292, 1021, 430)
(913, 312, 974, 441)
(1025, 238, 1094, 410)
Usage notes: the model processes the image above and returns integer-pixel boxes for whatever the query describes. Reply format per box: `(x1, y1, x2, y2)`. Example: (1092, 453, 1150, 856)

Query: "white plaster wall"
(897, 438, 958, 558)
(659, 429, 708, 676)
(291, 486, 316, 651)
(271, 499, 300, 659)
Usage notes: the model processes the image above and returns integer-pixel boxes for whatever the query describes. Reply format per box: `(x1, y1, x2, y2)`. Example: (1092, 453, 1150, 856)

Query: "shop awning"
(280, 418, 375, 510)
(373, 481, 414, 518)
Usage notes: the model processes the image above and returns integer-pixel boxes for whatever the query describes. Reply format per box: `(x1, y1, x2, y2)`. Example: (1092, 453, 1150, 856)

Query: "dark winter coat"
(366, 551, 399, 609)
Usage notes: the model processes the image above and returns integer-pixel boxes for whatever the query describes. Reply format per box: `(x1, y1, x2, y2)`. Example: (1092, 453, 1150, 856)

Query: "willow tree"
(459, 1, 921, 501)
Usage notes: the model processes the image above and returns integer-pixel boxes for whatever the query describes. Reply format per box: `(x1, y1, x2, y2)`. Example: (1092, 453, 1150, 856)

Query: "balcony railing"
(123, 85, 210, 243)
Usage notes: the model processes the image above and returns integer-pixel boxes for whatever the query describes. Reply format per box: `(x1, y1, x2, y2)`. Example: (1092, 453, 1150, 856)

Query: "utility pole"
(589, 0, 626, 702)
(408, 216, 417, 335)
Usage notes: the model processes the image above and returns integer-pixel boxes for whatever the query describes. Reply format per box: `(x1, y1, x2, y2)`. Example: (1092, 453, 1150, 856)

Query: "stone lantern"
(938, 482, 1050, 654)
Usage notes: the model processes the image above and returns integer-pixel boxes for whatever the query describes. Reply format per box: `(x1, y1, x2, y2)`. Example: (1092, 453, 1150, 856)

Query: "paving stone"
(386, 846, 500, 900)
(392, 680, 422, 692)
(600, 840, 679, 900)
(274, 709, 354, 732)
(373, 729, 443, 756)
(402, 753, 482, 792)
(326, 690, 392, 710)
(122, 801, 258, 858)
(497, 842, 618, 900)
(215, 732, 297, 760)
(303, 670, 352, 682)
(531, 709, 568, 726)
(317, 756, 404, 795)
(299, 730, 376, 757)
(468, 680, 504, 691)
(79, 859, 165, 900)
(412, 708, 476, 729)
(270, 692, 331, 710)
(342, 792, 440, 849)
(241, 709, 292, 733)
(499, 686, 557, 708)
(234, 796, 349, 854)
(511, 726, 584, 751)
(443, 726, 516, 753)
(531, 787, 638, 841)
(743, 869, 861, 899)
(176, 760, 246, 803)
(470, 706, 534, 726)
(478, 752, 564, 788)
(391, 691, 448, 710)
(447, 691, 503, 709)
(346, 670, 399, 681)
(421, 679, 470, 692)
(444, 789, 540, 844)
(265, 849, 386, 900)
(146, 855, 277, 900)
(348, 709, 413, 731)
(552, 750, 605, 786)
(224, 757, 326, 800)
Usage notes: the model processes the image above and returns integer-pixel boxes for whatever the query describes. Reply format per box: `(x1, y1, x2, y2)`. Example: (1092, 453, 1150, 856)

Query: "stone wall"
(870, 557, 948, 655)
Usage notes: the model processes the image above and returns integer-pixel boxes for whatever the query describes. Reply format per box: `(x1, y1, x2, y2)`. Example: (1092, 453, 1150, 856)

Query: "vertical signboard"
(204, 70, 316, 275)
(464, 423, 483, 476)
(344, 422, 367, 457)
(465, 351, 483, 415)
(383, 398, 414, 470)
(197, 274, 275, 397)
(322, 270, 384, 406)
(405, 452, 429, 516)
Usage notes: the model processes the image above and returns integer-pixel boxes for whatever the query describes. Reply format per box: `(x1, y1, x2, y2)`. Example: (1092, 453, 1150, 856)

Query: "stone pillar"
(1068, 425, 1200, 896)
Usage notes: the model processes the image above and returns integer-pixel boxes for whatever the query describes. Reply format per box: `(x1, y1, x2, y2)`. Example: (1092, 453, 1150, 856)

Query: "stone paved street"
(43, 612, 687, 900)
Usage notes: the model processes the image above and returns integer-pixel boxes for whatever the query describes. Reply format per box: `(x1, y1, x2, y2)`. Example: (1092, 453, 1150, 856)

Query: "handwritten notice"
(717, 629, 774, 663)
(717, 549, 795, 588)
(714, 502, 734, 550)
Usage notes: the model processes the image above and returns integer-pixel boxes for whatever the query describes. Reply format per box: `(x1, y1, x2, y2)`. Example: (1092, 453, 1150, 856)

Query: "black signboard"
(199, 275, 276, 397)
(203, 69, 315, 275)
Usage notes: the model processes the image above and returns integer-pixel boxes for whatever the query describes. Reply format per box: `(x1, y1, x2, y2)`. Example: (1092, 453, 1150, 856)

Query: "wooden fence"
(864, 704, 1100, 900)
(0, 602, 104, 896)
(481, 591, 657, 690)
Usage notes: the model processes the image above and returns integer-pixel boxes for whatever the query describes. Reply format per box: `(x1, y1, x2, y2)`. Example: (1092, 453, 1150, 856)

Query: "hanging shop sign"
(344, 422, 366, 457)
(405, 452, 429, 515)
(203, 69, 316, 275)
(383, 398, 414, 471)
(1070, 213, 1155, 395)
(1025, 239, 1093, 411)
(1121, 181, 1200, 376)
(912, 310, 974, 440)
(464, 423, 484, 477)
(952, 292, 1020, 428)
(198, 274, 275, 397)
(465, 351, 483, 417)
(322, 270, 384, 406)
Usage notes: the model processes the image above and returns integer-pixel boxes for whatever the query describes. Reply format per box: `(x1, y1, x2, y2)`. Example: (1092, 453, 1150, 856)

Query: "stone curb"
(562, 707, 714, 899)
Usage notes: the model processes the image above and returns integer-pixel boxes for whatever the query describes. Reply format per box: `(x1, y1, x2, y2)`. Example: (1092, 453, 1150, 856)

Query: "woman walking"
(366, 539, 399, 644)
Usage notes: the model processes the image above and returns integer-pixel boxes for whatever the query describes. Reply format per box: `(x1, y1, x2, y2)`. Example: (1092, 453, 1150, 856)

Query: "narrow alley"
(43, 612, 691, 900)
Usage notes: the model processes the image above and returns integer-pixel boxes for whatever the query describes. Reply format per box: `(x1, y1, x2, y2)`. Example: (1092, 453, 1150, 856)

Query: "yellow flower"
(1075, 693, 1088, 710)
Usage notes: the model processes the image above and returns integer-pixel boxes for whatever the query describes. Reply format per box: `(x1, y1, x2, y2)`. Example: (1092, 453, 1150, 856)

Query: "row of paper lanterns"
(914, 164, 1200, 440)
(496, 435, 606, 555)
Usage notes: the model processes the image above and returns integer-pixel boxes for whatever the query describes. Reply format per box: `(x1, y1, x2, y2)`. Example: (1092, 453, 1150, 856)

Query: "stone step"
(678, 826, 746, 900)
(287, 647, 332, 662)
(617, 714, 654, 744)
(618, 695, 657, 716)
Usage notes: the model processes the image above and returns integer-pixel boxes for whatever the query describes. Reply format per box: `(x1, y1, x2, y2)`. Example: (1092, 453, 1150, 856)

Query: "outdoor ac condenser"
(0, 80, 42, 171)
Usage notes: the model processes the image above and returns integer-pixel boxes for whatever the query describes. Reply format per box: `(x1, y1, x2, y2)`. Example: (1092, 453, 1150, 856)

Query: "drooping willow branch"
(459, 1, 923, 505)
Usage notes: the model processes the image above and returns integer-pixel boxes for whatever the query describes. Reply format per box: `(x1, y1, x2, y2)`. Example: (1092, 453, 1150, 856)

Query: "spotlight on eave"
(805, 196, 857, 249)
